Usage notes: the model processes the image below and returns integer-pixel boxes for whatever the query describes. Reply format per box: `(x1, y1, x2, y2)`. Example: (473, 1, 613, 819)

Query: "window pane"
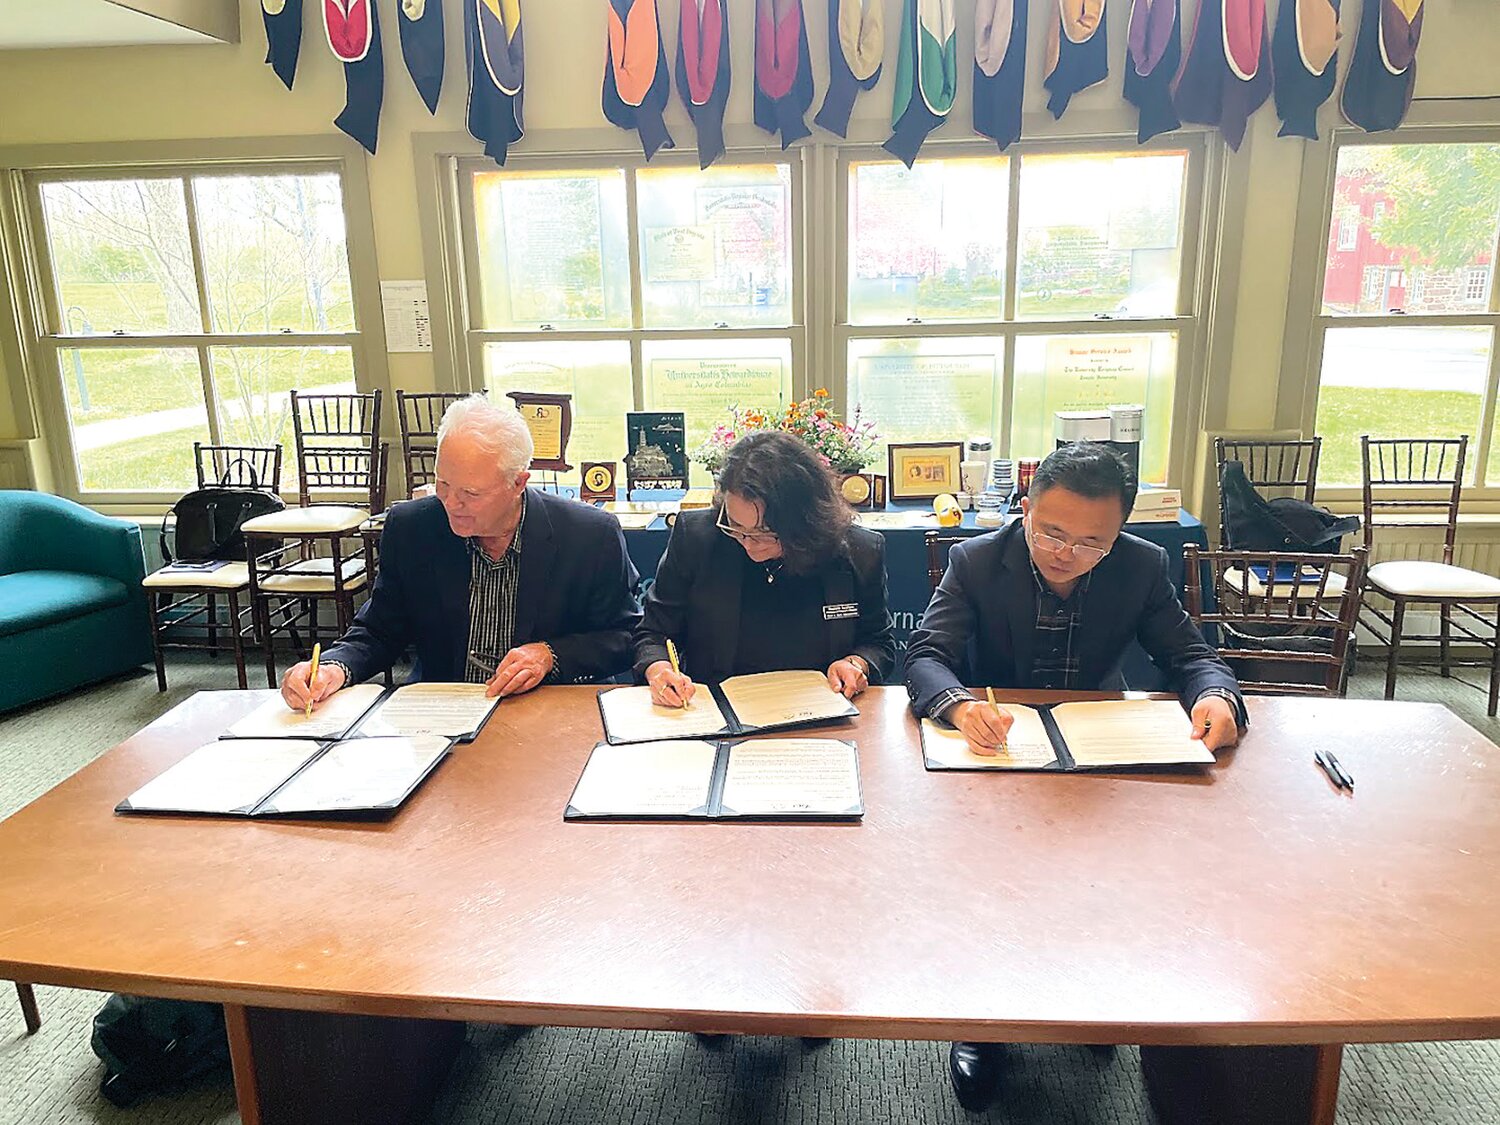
(638, 163, 793, 328)
(848, 158, 1008, 325)
(61, 347, 208, 491)
(194, 173, 355, 333)
(40, 179, 201, 334)
(642, 338, 793, 487)
(1016, 152, 1186, 320)
(471, 169, 630, 329)
(1011, 333, 1177, 483)
(847, 337, 1001, 468)
(1315, 326, 1490, 484)
(208, 347, 356, 492)
(483, 340, 634, 484)
(1322, 144, 1500, 315)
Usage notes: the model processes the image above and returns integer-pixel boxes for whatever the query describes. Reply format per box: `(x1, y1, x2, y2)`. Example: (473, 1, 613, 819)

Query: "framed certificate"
(887, 442, 963, 502)
(506, 391, 573, 472)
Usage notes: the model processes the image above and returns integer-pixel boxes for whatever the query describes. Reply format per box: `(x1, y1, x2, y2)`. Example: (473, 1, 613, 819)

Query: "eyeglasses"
(1027, 518, 1111, 565)
(716, 506, 780, 544)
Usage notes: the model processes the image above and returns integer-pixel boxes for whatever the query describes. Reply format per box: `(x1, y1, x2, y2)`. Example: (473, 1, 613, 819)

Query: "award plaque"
(581, 462, 617, 504)
(838, 472, 886, 510)
(623, 411, 688, 495)
(506, 391, 573, 472)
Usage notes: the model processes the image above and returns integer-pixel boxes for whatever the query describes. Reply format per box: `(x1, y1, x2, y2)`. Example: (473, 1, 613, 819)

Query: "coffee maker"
(1053, 405, 1142, 478)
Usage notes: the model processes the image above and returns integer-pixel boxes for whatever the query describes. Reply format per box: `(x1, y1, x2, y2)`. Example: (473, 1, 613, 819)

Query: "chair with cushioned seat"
(1360, 435, 1500, 715)
(141, 443, 283, 691)
(0, 490, 151, 712)
(243, 391, 386, 687)
(1214, 437, 1322, 545)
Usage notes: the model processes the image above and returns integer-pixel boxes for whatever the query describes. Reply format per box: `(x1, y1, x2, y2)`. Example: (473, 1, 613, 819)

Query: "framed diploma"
(887, 442, 963, 502)
(581, 462, 617, 504)
(506, 391, 573, 472)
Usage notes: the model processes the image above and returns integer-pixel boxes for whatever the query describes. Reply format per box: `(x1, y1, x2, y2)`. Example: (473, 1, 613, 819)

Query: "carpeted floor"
(2, 657, 1498, 1125)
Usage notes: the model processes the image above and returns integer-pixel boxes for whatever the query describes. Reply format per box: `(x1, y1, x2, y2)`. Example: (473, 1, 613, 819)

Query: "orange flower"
(815, 388, 829, 398)
(815, 409, 827, 418)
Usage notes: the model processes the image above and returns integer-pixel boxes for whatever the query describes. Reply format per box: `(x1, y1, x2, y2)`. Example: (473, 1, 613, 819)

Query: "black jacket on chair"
(323, 491, 641, 685)
(905, 520, 1241, 716)
(632, 509, 896, 684)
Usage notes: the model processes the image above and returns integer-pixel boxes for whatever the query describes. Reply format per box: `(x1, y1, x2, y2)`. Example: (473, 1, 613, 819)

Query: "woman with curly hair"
(633, 430, 894, 704)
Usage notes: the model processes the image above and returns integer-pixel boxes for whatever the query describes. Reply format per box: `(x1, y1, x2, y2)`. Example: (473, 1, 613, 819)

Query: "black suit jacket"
(905, 520, 1241, 716)
(324, 491, 641, 685)
(632, 509, 896, 684)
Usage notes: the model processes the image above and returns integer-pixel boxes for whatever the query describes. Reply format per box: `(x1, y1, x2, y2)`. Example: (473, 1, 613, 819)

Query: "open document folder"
(565, 738, 863, 821)
(596, 670, 857, 745)
(224, 683, 499, 742)
(921, 699, 1216, 772)
(117, 735, 452, 818)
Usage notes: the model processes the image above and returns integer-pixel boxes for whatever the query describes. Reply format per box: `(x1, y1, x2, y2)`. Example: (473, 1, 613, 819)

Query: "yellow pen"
(985, 685, 1007, 751)
(665, 638, 689, 709)
(305, 642, 321, 718)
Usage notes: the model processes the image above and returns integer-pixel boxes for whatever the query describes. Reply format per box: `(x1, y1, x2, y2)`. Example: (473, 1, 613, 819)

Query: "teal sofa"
(0, 491, 151, 713)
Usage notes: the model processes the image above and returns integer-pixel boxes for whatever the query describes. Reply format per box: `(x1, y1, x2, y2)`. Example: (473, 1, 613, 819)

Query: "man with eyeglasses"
(904, 441, 1245, 1112)
(280, 394, 640, 710)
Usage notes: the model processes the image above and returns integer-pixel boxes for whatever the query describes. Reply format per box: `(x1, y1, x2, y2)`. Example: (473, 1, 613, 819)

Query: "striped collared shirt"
(464, 494, 527, 684)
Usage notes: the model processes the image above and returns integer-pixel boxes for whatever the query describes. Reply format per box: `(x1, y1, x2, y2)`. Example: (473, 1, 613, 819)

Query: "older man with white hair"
(281, 394, 640, 708)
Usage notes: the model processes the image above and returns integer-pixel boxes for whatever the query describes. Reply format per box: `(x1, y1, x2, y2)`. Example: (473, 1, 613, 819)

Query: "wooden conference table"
(1, 688, 1498, 1125)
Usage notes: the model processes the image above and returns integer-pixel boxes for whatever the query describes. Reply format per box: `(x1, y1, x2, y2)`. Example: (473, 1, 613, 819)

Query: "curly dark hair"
(715, 430, 853, 574)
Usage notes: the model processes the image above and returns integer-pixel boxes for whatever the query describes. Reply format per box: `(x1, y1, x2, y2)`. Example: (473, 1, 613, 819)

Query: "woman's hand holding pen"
(826, 655, 869, 699)
(646, 660, 695, 707)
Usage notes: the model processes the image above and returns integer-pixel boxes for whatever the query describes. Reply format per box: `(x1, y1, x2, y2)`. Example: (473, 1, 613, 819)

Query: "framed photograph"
(887, 442, 963, 502)
(506, 391, 573, 472)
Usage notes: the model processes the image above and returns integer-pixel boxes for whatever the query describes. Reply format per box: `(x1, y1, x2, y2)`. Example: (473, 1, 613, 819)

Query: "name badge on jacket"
(823, 603, 859, 621)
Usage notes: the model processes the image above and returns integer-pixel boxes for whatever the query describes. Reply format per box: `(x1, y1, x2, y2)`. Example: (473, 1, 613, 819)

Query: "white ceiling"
(0, 0, 232, 49)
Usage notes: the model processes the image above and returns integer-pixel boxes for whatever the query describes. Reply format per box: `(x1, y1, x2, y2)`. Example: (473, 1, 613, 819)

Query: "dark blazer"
(632, 509, 896, 684)
(324, 491, 641, 685)
(905, 520, 1241, 716)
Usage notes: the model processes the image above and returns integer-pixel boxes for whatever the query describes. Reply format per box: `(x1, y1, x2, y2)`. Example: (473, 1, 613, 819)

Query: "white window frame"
(1279, 120, 1500, 498)
(833, 134, 1211, 485)
(1336, 212, 1360, 252)
(2, 137, 387, 511)
(448, 149, 808, 443)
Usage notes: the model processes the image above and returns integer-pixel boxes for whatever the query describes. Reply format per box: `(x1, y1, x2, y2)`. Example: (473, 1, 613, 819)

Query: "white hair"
(436, 394, 534, 477)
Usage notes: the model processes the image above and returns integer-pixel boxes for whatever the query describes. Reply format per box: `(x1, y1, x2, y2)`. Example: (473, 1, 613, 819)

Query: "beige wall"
(2, 0, 1498, 468)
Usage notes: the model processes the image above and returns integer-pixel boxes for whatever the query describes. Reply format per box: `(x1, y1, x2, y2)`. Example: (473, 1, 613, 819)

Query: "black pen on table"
(1315, 749, 1354, 792)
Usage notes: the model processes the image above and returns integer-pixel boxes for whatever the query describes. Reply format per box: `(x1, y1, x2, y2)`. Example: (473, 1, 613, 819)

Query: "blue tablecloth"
(618, 500, 1209, 689)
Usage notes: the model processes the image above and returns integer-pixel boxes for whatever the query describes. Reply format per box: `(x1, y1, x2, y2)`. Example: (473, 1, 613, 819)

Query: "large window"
(841, 147, 1195, 483)
(30, 167, 362, 496)
(460, 159, 799, 485)
(1310, 140, 1500, 484)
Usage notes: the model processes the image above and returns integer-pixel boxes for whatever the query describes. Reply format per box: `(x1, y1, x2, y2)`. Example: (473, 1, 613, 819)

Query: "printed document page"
(226, 684, 384, 740)
(1051, 699, 1215, 767)
(567, 740, 719, 817)
(598, 685, 731, 742)
(718, 739, 862, 816)
(354, 683, 499, 738)
(121, 739, 324, 814)
(719, 670, 856, 730)
(920, 706, 1059, 769)
(258, 735, 450, 814)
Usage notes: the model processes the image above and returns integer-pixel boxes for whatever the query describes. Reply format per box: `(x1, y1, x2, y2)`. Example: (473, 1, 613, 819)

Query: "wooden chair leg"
(1384, 599, 1406, 702)
(229, 591, 249, 691)
(260, 598, 278, 689)
(1440, 603, 1452, 678)
(16, 982, 40, 1035)
(146, 591, 167, 693)
(207, 592, 219, 657)
(1490, 606, 1500, 719)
